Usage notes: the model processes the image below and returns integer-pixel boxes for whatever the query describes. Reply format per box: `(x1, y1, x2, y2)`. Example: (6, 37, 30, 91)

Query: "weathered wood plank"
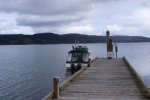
(50, 58, 150, 100)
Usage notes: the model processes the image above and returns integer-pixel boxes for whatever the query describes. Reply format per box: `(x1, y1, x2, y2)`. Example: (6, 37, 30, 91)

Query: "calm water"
(0, 43, 150, 100)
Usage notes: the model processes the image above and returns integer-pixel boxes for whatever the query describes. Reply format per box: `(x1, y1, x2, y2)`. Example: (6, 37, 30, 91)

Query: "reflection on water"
(65, 69, 72, 76)
(65, 67, 80, 76)
(0, 43, 150, 100)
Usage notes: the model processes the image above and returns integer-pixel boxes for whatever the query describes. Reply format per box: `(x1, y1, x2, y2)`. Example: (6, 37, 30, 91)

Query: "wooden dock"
(44, 58, 150, 100)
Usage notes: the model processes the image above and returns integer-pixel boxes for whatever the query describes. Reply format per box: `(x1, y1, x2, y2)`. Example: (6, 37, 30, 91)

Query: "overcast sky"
(0, 0, 150, 37)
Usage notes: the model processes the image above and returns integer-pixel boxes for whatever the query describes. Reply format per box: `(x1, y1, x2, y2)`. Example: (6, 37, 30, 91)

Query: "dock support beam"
(53, 76, 60, 98)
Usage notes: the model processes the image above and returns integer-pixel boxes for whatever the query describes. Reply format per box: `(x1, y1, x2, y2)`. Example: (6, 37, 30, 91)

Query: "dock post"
(106, 30, 114, 59)
(53, 76, 60, 98)
(114, 43, 118, 58)
(88, 58, 91, 67)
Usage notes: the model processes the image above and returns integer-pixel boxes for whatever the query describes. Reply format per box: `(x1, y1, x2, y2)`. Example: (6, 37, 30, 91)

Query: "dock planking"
(50, 58, 150, 100)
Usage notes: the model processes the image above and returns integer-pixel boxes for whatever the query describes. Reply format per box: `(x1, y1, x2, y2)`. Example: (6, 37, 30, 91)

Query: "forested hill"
(0, 33, 150, 45)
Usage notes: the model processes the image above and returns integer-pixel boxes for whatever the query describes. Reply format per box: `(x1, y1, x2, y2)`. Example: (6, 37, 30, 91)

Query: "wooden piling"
(88, 58, 91, 67)
(53, 76, 59, 98)
(106, 30, 114, 59)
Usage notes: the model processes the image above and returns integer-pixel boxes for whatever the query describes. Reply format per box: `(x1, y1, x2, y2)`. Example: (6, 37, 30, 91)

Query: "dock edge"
(42, 57, 98, 100)
(123, 56, 150, 98)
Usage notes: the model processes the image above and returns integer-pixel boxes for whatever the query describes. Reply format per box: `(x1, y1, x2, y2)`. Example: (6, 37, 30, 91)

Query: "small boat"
(66, 44, 90, 70)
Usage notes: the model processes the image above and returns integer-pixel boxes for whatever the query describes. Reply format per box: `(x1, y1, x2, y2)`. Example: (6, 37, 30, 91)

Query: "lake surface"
(0, 43, 150, 100)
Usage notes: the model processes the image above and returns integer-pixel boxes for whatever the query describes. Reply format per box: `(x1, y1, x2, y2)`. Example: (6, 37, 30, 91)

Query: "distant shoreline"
(0, 33, 150, 45)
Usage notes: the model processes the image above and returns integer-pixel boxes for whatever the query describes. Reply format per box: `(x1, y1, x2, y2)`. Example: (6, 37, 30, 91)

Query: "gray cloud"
(0, 0, 150, 36)
(0, 0, 94, 32)
(0, 0, 92, 15)
(16, 14, 85, 27)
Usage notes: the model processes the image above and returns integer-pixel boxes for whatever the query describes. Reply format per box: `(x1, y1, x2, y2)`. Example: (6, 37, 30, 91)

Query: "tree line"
(0, 33, 150, 45)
